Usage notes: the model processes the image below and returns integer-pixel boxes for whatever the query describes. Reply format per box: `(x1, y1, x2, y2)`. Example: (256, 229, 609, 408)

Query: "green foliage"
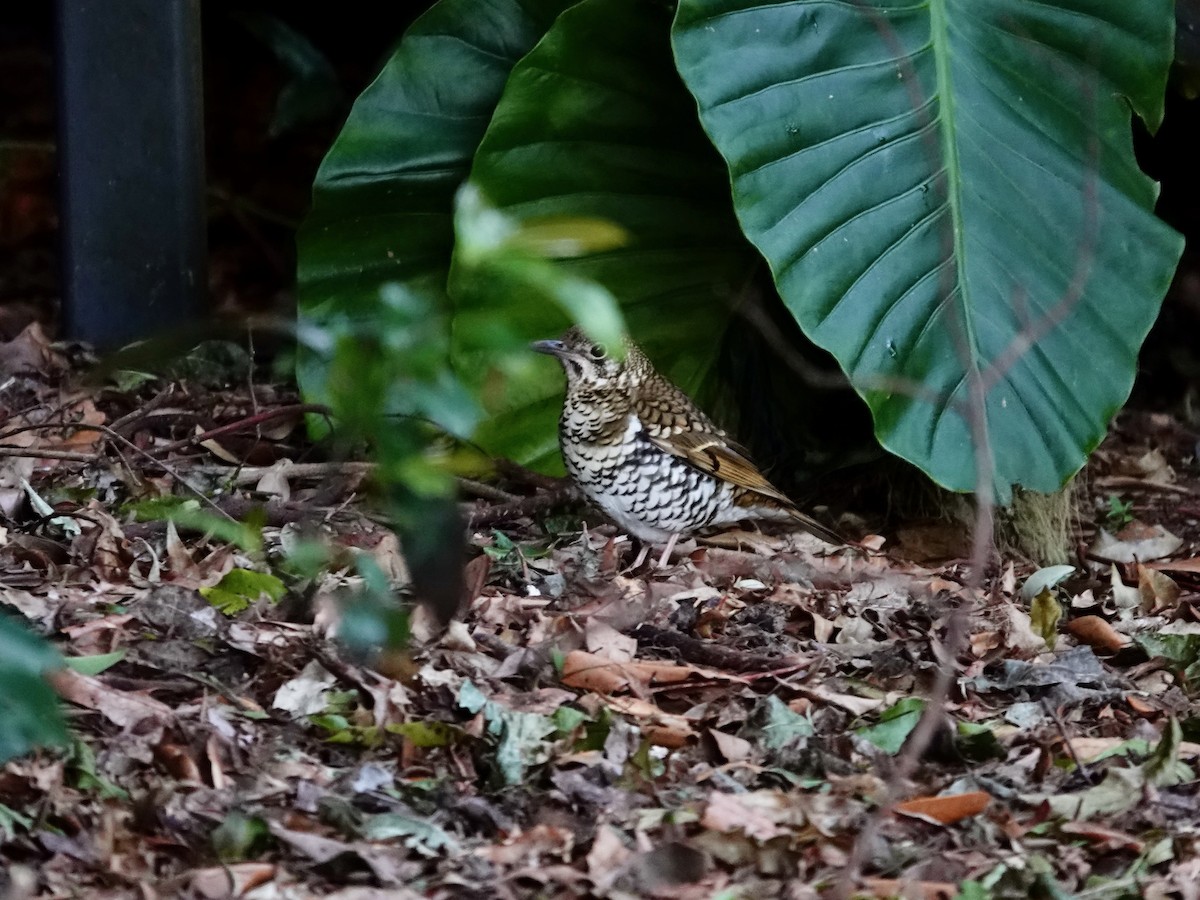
(298, 0, 1182, 501)
(457, 680, 561, 785)
(1105, 494, 1135, 529)
(674, 0, 1182, 499)
(64, 650, 126, 676)
(212, 810, 272, 862)
(0, 615, 68, 765)
(856, 697, 924, 753)
(201, 568, 287, 616)
(127, 497, 265, 553)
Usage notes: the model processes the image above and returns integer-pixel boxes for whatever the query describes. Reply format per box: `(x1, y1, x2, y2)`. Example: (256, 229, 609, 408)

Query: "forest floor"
(2, 326, 1200, 899)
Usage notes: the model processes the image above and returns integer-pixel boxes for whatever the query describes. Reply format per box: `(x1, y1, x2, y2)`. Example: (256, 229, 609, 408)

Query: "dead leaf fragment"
(1138, 564, 1181, 614)
(862, 878, 958, 900)
(50, 668, 172, 728)
(893, 791, 990, 825)
(1066, 616, 1130, 653)
(709, 729, 753, 763)
(700, 791, 789, 842)
(1092, 523, 1183, 563)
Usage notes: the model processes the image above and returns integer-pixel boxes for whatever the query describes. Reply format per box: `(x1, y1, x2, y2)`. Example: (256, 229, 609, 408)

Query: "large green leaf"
(673, 0, 1183, 498)
(459, 0, 757, 469)
(0, 615, 68, 763)
(296, 0, 575, 407)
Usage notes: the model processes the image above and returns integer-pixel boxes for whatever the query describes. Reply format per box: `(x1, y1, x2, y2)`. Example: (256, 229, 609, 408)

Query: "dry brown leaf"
(585, 619, 637, 662)
(1065, 616, 1131, 653)
(893, 791, 990, 825)
(970, 630, 1002, 657)
(50, 668, 172, 728)
(1067, 736, 1200, 761)
(1138, 564, 1181, 614)
(862, 878, 958, 900)
(709, 729, 753, 763)
(0, 322, 59, 376)
(602, 695, 694, 748)
(700, 791, 790, 841)
(796, 685, 884, 716)
(1147, 557, 1200, 575)
(1127, 695, 1157, 715)
(560, 649, 738, 695)
(1059, 820, 1144, 852)
(186, 863, 276, 898)
(155, 743, 203, 784)
(1093, 523, 1183, 564)
(587, 825, 634, 893)
(475, 824, 574, 866)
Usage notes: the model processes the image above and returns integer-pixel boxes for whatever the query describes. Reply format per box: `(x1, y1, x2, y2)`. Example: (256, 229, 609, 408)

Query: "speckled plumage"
(533, 327, 841, 553)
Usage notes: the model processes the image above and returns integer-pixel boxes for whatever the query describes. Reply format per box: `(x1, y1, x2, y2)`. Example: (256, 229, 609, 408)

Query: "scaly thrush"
(534, 326, 841, 566)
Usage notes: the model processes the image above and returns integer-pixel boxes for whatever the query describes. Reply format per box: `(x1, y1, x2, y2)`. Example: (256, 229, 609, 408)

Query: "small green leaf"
(1029, 588, 1062, 650)
(1145, 717, 1193, 787)
(745, 695, 814, 750)
(552, 706, 588, 735)
(211, 811, 272, 862)
(200, 568, 286, 616)
(1135, 632, 1200, 684)
(128, 498, 264, 552)
(358, 812, 459, 856)
(0, 803, 32, 841)
(64, 650, 126, 676)
(856, 697, 924, 754)
(386, 720, 463, 748)
(956, 721, 1005, 762)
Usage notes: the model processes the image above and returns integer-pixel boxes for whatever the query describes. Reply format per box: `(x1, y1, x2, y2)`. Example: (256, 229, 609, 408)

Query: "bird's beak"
(531, 339, 566, 357)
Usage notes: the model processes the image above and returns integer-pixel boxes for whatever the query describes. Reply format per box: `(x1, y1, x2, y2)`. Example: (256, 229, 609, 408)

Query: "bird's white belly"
(563, 415, 735, 542)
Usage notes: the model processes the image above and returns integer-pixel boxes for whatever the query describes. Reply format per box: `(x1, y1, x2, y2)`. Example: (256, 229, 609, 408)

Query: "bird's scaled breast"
(560, 412, 735, 540)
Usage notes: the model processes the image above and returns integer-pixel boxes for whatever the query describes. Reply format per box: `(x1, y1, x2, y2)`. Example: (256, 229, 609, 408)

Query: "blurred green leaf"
(0, 615, 68, 764)
(212, 811, 272, 862)
(460, 0, 755, 469)
(387, 720, 463, 748)
(296, 0, 575, 427)
(64, 650, 126, 676)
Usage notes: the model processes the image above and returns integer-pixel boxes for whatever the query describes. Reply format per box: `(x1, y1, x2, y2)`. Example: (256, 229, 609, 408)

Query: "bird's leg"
(628, 542, 650, 571)
(656, 532, 680, 568)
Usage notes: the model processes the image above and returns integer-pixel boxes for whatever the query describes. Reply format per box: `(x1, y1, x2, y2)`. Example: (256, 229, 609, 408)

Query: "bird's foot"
(624, 543, 650, 572)
(655, 532, 680, 568)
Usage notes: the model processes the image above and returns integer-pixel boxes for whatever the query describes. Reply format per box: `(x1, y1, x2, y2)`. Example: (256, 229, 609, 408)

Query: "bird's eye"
(589, 344, 607, 360)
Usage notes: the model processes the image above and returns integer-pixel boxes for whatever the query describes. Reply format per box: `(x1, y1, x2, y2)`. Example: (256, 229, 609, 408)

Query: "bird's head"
(532, 326, 641, 388)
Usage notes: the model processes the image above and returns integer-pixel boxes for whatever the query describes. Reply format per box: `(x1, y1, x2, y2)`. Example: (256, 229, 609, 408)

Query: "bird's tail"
(788, 510, 843, 546)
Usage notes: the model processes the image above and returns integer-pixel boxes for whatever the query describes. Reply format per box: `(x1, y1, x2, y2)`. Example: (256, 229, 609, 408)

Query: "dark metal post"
(55, 0, 206, 349)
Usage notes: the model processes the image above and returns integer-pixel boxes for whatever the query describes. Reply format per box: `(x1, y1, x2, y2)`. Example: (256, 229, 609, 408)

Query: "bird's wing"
(646, 429, 796, 506)
(645, 421, 844, 546)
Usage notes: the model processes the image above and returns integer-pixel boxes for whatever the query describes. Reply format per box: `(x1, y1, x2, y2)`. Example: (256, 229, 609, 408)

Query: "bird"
(533, 326, 842, 567)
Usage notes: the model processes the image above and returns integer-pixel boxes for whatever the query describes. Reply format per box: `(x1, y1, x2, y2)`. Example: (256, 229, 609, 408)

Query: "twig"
(108, 386, 178, 435)
(629, 623, 805, 673)
(149, 403, 330, 457)
(493, 458, 570, 492)
(1092, 476, 1198, 497)
(467, 484, 581, 529)
(191, 460, 376, 487)
(459, 478, 520, 504)
(1041, 698, 1091, 782)
(0, 446, 97, 463)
